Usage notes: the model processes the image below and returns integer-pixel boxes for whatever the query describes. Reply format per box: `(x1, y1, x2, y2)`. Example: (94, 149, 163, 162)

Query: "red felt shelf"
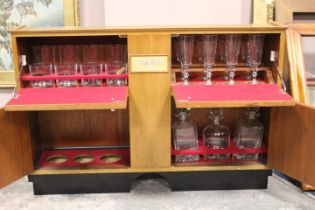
(172, 138, 267, 163)
(172, 83, 294, 108)
(38, 148, 130, 168)
(5, 86, 128, 111)
(21, 73, 128, 81)
(171, 138, 267, 156)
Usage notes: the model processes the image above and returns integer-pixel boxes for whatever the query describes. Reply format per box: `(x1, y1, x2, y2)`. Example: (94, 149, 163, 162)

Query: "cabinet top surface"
(9, 24, 287, 36)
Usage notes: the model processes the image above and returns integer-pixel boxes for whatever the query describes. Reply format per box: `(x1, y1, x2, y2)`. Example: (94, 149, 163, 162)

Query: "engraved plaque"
(131, 55, 168, 73)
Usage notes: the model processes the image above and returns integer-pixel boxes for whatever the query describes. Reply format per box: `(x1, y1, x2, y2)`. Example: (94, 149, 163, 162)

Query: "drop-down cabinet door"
(268, 103, 315, 186)
(0, 109, 33, 188)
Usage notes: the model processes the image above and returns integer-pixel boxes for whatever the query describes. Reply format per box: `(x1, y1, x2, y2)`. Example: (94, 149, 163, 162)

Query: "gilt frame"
(0, 0, 80, 87)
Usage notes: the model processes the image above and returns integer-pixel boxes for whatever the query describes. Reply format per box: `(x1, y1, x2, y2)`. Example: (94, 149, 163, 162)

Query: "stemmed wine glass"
(248, 34, 265, 84)
(179, 35, 195, 85)
(224, 34, 241, 84)
(202, 34, 218, 85)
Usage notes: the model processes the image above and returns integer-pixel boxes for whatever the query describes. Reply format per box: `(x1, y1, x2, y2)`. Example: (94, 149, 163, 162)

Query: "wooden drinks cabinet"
(0, 25, 314, 195)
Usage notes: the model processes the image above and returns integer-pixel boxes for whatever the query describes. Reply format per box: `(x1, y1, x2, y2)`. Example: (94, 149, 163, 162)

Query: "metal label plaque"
(131, 55, 168, 73)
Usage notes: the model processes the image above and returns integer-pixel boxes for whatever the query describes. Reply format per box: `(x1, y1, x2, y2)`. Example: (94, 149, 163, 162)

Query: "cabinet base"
(29, 169, 271, 195)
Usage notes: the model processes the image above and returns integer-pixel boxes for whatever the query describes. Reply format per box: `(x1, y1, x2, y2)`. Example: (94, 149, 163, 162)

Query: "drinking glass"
(30, 45, 55, 88)
(105, 62, 127, 86)
(79, 62, 103, 86)
(110, 44, 127, 64)
(172, 37, 181, 64)
(55, 45, 79, 87)
(225, 34, 241, 84)
(248, 34, 265, 84)
(29, 63, 53, 88)
(179, 35, 194, 85)
(80, 45, 103, 87)
(202, 34, 218, 85)
(105, 44, 128, 86)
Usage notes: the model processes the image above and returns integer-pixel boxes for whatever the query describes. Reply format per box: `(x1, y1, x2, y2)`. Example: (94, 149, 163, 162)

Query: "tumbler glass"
(105, 62, 127, 86)
(80, 45, 103, 86)
(30, 45, 55, 88)
(55, 45, 79, 87)
(79, 62, 103, 86)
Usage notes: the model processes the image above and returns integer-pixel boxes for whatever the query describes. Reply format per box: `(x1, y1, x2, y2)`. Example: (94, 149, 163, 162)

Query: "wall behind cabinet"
(80, 0, 252, 26)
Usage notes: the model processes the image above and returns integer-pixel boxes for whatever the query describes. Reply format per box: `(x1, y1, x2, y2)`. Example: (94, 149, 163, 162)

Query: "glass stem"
(252, 66, 258, 84)
(229, 66, 235, 84)
(182, 67, 189, 85)
(205, 66, 212, 85)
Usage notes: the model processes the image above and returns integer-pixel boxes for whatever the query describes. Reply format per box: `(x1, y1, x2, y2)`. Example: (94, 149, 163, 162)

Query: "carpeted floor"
(0, 174, 314, 210)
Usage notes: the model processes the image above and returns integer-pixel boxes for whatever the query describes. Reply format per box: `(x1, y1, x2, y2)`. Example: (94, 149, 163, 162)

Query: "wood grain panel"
(0, 109, 33, 188)
(268, 103, 315, 186)
(128, 34, 171, 168)
(33, 110, 129, 148)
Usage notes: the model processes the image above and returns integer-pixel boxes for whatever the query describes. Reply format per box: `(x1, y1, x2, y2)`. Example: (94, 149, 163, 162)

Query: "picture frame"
(275, 0, 315, 24)
(0, 0, 80, 87)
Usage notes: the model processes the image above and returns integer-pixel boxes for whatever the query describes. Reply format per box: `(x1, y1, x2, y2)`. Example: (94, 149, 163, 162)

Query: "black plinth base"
(29, 169, 271, 195)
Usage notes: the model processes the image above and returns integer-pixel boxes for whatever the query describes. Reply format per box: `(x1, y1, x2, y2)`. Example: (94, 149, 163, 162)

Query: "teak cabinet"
(0, 25, 314, 194)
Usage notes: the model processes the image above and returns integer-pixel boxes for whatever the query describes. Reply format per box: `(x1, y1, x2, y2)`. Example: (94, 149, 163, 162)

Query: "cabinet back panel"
(32, 110, 129, 148)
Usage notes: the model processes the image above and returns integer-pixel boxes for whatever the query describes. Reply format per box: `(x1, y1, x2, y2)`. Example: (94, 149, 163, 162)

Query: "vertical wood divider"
(128, 34, 171, 168)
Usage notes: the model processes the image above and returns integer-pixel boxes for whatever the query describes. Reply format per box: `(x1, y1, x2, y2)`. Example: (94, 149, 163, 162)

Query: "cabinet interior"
(28, 108, 130, 170)
(171, 33, 281, 83)
(171, 100, 270, 166)
(16, 35, 127, 88)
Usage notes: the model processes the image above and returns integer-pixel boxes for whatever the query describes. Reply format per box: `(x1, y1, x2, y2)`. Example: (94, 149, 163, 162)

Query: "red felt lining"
(172, 83, 292, 102)
(172, 138, 267, 155)
(38, 148, 130, 167)
(172, 138, 267, 163)
(22, 73, 128, 81)
(6, 86, 128, 106)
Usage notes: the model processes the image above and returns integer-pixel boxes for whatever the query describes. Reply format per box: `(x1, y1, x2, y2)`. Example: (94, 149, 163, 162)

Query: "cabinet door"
(0, 109, 33, 188)
(268, 103, 315, 186)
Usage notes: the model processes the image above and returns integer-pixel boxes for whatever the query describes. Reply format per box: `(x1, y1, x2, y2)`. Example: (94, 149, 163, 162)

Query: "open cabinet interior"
(4, 30, 131, 175)
(171, 33, 282, 84)
(169, 30, 294, 170)
(29, 109, 130, 172)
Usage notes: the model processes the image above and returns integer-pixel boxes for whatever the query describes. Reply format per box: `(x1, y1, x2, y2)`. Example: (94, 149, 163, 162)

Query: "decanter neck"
(246, 108, 260, 120)
(178, 111, 188, 121)
(213, 117, 221, 125)
(209, 108, 224, 125)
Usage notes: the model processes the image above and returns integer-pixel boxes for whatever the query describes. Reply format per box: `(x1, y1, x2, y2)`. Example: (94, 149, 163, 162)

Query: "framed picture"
(275, 0, 315, 24)
(0, 0, 80, 87)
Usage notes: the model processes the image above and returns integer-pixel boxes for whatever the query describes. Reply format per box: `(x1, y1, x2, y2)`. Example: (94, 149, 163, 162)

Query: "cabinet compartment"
(29, 109, 130, 171)
(171, 106, 270, 167)
(171, 33, 282, 83)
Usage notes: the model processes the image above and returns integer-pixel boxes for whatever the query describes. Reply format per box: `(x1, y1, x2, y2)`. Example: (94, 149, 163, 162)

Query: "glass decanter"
(203, 108, 230, 160)
(173, 109, 199, 163)
(234, 108, 264, 160)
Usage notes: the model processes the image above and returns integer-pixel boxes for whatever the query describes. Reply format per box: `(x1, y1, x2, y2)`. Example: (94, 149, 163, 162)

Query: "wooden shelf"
(5, 86, 128, 111)
(172, 83, 294, 108)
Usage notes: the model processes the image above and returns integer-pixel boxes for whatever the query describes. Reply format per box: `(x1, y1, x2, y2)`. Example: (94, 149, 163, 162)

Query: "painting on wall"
(0, 0, 79, 87)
